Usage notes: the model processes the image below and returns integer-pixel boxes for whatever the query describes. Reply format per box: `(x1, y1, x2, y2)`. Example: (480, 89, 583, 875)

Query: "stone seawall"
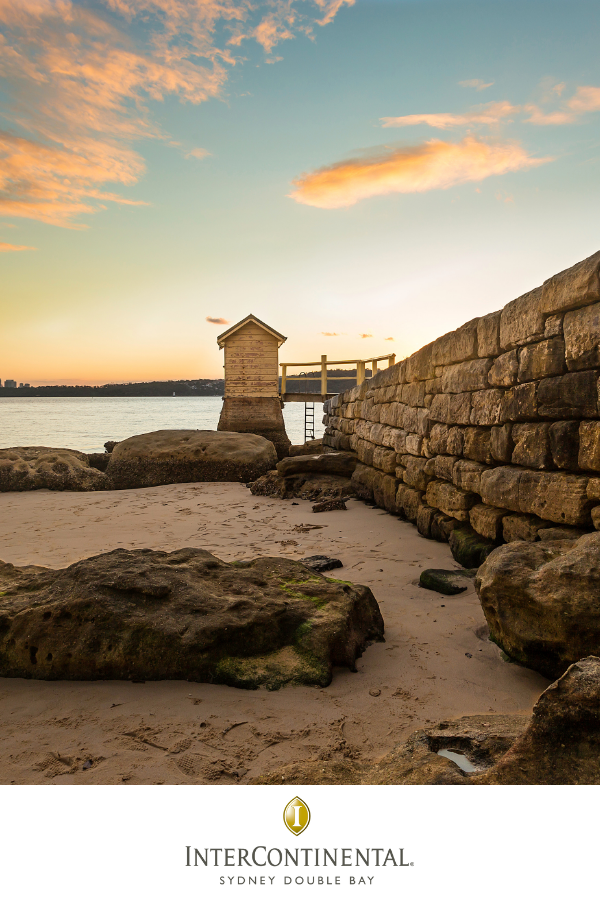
(323, 250, 600, 561)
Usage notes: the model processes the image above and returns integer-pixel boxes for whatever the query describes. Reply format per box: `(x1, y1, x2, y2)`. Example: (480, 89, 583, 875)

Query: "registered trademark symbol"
(410, 862, 414, 866)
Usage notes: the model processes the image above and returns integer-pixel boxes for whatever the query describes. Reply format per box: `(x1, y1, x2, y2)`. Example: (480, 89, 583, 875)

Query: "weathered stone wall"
(323, 250, 600, 554)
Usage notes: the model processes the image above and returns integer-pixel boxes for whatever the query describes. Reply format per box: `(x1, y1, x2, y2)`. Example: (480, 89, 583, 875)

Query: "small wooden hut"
(217, 314, 290, 458)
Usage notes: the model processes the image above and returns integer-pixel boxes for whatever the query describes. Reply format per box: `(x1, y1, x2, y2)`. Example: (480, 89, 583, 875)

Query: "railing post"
(356, 360, 365, 385)
(372, 359, 378, 376)
(388, 354, 396, 367)
(281, 364, 287, 396)
(321, 355, 327, 397)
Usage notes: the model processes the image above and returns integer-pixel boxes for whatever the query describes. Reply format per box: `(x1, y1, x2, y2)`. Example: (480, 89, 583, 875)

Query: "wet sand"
(0, 484, 549, 784)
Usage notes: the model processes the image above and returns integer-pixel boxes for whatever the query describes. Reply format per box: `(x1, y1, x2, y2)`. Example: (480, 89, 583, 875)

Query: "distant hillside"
(0, 379, 224, 397)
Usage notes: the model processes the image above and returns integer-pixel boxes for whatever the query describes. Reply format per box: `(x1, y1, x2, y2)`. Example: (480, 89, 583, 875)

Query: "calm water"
(0, 397, 324, 453)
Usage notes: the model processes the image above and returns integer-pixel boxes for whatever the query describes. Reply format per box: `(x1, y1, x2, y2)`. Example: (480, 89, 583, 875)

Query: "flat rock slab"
(106, 430, 277, 489)
(250, 470, 354, 501)
(476, 532, 600, 678)
(0, 548, 384, 689)
(0, 447, 109, 492)
(419, 569, 471, 595)
(300, 556, 344, 573)
(312, 499, 347, 513)
(277, 452, 357, 478)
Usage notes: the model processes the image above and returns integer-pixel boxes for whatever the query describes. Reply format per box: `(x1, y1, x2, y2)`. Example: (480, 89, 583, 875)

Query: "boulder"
(476, 534, 600, 678)
(277, 452, 357, 479)
(0, 548, 384, 689)
(419, 569, 472, 595)
(0, 447, 109, 492)
(87, 452, 111, 472)
(287, 440, 327, 457)
(449, 525, 497, 568)
(477, 657, 600, 784)
(105, 430, 277, 489)
(250, 470, 354, 502)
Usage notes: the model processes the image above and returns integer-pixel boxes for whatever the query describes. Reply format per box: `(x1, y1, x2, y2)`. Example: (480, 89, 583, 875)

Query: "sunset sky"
(1, 0, 600, 385)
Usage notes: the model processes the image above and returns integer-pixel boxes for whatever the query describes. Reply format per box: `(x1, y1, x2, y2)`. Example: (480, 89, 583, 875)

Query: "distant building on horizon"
(4, 379, 16, 388)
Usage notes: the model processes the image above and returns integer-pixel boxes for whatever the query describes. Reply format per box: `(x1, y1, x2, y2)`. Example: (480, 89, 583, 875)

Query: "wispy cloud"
(525, 85, 600, 125)
(381, 101, 519, 130)
(186, 147, 211, 160)
(459, 79, 494, 91)
(0, 241, 36, 251)
(289, 136, 551, 209)
(321, 331, 340, 336)
(0, 0, 350, 228)
(359, 333, 372, 338)
(206, 316, 229, 324)
(384, 336, 394, 341)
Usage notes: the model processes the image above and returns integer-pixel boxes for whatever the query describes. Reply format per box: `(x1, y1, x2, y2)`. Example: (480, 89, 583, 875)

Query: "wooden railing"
(280, 354, 396, 397)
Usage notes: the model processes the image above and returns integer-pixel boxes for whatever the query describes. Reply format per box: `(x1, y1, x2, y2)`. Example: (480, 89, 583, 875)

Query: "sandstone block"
(425, 480, 478, 522)
(499, 382, 537, 422)
(477, 310, 502, 357)
(395, 465, 406, 481)
(397, 485, 424, 523)
(544, 314, 563, 338)
(537, 371, 598, 418)
(463, 427, 494, 464)
(549, 421, 580, 470)
(373, 446, 397, 474)
(403, 456, 434, 491)
(469, 503, 507, 541)
(587, 478, 600, 501)
(452, 459, 489, 493)
(470, 389, 504, 426)
(429, 423, 449, 455)
(579, 421, 600, 472)
(416, 503, 437, 538)
(490, 424, 513, 463)
(381, 474, 400, 513)
(357, 440, 374, 467)
(405, 434, 423, 456)
(518, 470, 591, 526)
(488, 350, 519, 388)
(446, 427, 464, 456)
(432, 455, 459, 482)
(431, 318, 479, 366)
(441, 358, 493, 393)
(564, 302, 600, 372)
(362, 398, 380, 423)
(401, 381, 426, 407)
(502, 514, 553, 543)
(518, 338, 566, 383)
(541, 249, 600, 315)
(416, 407, 432, 437)
(593, 507, 600, 530)
(480, 466, 521, 511)
(500, 286, 545, 350)
(371, 470, 386, 509)
(388, 428, 408, 453)
(405, 342, 435, 382)
(511, 423, 553, 470)
(449, 392, 472, 425)
(429, 393, 450, 423)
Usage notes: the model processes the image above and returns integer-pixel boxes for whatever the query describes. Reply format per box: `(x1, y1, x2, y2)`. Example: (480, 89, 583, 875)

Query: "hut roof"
(217, 314, 287, 348)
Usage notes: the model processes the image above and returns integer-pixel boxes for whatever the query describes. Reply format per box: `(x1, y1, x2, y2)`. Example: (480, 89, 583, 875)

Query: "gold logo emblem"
(283, 797, 310, 836)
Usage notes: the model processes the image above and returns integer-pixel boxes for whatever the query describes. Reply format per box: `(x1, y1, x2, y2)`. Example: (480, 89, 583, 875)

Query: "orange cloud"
(359, 333, 372, 338)
(459, 79, 494, 91)
(289, 137, 551, 209)
(525, 85, 600, 125)
(206, 316, 228, 324)
(384, 336, 394, 341)
(0, 0, 349, 227)
(321, 331, 340, 336)
(0, 241, 36, 251)
(186, 147, 211, 159)
(381, 101, 519, 130)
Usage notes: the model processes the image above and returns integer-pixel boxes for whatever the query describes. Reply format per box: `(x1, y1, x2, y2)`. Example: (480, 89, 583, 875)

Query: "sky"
(1, 0, 600, 385)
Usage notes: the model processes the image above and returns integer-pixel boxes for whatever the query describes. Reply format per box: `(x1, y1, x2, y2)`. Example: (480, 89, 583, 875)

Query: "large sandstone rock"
(0, 548, 384, 688)
(477, 657, 600, 784)
(250, 470, 354, 502)
(277, 451, 357, 479)
(476, 534, 600, 678)
(480, 467, 591, 526)
(0, 447, 108, 492)
(537, 371, 598, 418)
(105, 430, 277, 489)
(499, 286, 545, 350)
(517, 337, 566, 382)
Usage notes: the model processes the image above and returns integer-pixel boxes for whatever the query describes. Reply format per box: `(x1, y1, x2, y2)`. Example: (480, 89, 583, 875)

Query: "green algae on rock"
(0, 548, 384, 689)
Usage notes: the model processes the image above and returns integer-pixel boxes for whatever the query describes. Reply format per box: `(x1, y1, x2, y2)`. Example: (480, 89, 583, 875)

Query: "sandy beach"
(0, 484, 549, 784)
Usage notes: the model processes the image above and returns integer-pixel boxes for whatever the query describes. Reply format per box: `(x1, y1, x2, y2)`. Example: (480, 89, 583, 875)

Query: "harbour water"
(0, 397, 324, 453)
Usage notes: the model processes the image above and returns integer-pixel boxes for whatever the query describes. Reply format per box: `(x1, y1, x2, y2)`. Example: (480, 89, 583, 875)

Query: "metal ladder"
(304, 402, 315, 442)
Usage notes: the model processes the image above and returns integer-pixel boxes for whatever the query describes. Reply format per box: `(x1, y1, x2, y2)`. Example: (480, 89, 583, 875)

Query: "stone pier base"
(218, 397, 291, 459)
